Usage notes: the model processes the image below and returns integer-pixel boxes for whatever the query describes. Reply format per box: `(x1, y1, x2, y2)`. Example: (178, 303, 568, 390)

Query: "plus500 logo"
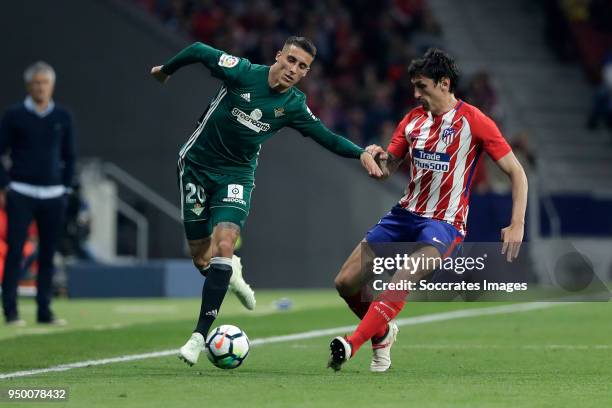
(413, 149, 450, 172)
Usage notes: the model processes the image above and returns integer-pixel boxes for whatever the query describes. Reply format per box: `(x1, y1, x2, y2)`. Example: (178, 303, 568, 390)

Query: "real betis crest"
(191, 203, 204, 216)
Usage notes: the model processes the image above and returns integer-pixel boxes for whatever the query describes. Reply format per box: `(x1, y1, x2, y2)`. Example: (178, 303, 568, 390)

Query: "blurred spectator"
(543, 0, 577, 61)
(364, 82, 394, 145)
(512, 131, 537, 170)
(158, 0, 193, 33)
(134, 0, 454, 143)
(463, 71, 504, 125)
(378, 120, 398, 148)
(589, 0, 612, 33)
(0, 61, 76, 326)
(479, 131, 536, 193)
(544, 0, 612, 109)
(411, 7, 444, 55)
(587, 49, 612, 130)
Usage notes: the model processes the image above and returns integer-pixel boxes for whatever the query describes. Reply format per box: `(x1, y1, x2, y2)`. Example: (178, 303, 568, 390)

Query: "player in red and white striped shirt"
(390, 88, 511, 235)
(328, 49, 528, 372)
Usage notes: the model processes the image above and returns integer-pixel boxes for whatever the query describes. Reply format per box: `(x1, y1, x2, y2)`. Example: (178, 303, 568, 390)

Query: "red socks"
(346, 289, 408, 355)
(341, 287, 388, 339)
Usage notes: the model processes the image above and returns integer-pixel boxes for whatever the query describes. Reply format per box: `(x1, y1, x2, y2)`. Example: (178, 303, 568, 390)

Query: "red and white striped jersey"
(387, 100, 511, 235)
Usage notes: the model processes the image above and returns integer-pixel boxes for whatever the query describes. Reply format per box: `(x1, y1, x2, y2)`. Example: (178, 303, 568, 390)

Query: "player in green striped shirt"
(151, 36, 384, 366)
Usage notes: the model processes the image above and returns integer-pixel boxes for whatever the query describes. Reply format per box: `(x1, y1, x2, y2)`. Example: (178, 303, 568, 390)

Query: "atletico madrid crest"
(441, 127, 456, 144)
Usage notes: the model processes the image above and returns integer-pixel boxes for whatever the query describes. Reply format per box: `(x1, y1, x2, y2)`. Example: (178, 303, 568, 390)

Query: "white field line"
(290, 343, 612, 350)
(0, 302, 570, 380)
(1, 304, 329, 341)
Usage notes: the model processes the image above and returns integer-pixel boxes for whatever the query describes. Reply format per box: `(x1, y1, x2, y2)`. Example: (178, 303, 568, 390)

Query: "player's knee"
(334, 274, 354, 296)
(215, 239, 235, 258)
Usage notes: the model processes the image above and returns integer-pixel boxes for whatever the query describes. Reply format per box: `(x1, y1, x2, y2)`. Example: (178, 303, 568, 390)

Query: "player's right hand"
(150, 66, 170, 83)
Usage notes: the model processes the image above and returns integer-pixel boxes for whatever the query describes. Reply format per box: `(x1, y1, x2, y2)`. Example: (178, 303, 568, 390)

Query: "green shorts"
(177, 159, 254, 240)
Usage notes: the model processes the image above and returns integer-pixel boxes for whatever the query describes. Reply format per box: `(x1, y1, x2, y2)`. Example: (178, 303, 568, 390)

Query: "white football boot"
(370, 321, 399, 372)
(6, 319, 26, 327)
(328, 336, 352, 372)
(178, 332, 205, 366)
(228, 255, 256, 310)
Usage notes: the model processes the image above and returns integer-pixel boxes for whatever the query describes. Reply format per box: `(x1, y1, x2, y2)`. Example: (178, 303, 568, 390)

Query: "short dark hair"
(284, 36, 317, 58)
(408, 48, 459, 92)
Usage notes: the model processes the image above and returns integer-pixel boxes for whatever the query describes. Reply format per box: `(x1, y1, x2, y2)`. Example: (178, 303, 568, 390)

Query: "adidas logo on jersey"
(240, 93, 251, 102)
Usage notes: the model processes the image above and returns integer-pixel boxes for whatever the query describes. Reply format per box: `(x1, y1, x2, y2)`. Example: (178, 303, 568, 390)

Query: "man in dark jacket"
(0, 61, 76, 326)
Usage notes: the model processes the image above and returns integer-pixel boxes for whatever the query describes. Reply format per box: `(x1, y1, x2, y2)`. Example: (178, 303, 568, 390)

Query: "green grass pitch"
(0, 290, 610, 407)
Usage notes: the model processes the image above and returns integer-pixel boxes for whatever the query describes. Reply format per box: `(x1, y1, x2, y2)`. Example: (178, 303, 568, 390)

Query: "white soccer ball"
(204, 325, 250, 369)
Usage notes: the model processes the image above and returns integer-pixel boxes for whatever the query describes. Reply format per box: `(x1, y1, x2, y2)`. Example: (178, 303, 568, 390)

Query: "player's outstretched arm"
(495, 151, 528, 262)
(290, 114, 384, 178)
(151, 42, 244, 85)
(151, 42, 210, 83)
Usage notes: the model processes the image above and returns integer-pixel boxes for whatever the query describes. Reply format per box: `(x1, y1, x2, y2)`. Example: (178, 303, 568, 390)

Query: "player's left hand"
(501, 223, 524, 262)
(151, 66, 170, 83)
(360, 148, 384, 178)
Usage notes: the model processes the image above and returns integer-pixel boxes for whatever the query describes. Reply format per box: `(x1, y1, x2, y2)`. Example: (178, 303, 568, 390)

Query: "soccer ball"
(204, 325, 250, 369)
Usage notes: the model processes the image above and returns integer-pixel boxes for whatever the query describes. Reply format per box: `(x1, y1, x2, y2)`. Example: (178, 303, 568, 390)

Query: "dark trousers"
(1, 190, 66, 322)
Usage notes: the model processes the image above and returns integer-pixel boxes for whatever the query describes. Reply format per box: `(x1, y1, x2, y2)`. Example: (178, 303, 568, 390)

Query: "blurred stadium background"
(0, 1, 611, 406)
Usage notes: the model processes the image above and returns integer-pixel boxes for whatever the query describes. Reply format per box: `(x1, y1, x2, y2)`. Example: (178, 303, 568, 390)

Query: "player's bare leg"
(332, 240, 399, 372)
(189, 236, 213, 276)
(329, 245, 441, 371)
(334, 240, 375, 306)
